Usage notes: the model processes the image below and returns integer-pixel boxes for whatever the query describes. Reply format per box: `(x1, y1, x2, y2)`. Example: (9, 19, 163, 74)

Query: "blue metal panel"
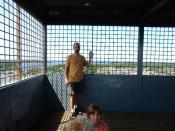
(45, 74, 175, 113)
(46, 74, 141, 112)
(0, 75, 45, 131)
(0, 87, 13, 131)
(142, 76, 175, 112)
(78, 75, 140, 112)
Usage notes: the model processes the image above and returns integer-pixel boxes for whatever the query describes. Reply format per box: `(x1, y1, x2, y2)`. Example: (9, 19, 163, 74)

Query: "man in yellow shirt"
(64, 42, 93, 117)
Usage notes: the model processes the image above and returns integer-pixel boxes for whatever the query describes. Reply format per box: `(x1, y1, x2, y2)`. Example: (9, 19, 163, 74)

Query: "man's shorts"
(69, 81, 82, 95)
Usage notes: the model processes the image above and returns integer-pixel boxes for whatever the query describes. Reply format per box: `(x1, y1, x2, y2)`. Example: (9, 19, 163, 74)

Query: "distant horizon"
(1, 59, 175, 64)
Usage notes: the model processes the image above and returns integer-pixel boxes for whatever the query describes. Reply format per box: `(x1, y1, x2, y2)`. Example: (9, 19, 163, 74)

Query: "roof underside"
(14, 0, 175, 25)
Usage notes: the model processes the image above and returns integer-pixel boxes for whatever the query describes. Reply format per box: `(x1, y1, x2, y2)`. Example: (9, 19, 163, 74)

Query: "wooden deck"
(33, 112, 175, 131)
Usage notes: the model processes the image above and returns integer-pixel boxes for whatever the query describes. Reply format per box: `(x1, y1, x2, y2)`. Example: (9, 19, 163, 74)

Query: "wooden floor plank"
(33, 112, 175, 131)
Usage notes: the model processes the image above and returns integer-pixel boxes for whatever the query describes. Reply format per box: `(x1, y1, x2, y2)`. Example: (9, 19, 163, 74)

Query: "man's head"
(73, 42, 80, 53)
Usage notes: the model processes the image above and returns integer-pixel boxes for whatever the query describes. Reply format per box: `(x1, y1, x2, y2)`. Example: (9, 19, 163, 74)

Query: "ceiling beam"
(144, 0, 169, 18)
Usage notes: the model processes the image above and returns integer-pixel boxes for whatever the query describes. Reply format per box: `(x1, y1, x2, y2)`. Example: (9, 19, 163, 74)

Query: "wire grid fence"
(47, 73, 68, 111)
(1, 1, 175, 88)
(143, 27, 175, 76)
(47, 25, 138, 75)
(0, 0, 45, 87)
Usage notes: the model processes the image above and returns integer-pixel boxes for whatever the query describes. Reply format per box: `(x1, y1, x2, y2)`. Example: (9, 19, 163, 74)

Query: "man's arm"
(64, 63, 69, 84)
(64, 56, 70, 84)
(85, 51, 93, 68)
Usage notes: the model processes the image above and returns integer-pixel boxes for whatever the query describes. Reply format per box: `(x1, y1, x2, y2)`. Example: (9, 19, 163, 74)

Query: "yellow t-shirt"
(66, 53, 87, 82)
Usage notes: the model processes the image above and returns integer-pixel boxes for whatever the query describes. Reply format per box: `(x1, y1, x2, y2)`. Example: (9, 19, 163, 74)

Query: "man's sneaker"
(75, 107, 79, 115)
(71, 112, 77, 118)
(72, 107, 79, 117)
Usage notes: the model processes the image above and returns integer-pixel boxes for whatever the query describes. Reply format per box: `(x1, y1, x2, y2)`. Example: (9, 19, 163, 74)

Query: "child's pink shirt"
(96, 120, 109, 131)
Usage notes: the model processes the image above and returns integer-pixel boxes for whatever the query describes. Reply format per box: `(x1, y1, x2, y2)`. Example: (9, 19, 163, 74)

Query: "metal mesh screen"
(47, 25, 138, 75)
(0, 0, 45, 87)
(143, 27, 175, 76)
(47, 25, 93, 74)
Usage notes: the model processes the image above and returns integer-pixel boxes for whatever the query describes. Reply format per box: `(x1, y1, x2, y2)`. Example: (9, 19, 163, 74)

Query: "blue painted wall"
(142, 76, 175, 112)
(79, 75, 141, 112)
(1, 73, 174, 131)
(46, 74, 175, 112)
(0, 75, 45, 131)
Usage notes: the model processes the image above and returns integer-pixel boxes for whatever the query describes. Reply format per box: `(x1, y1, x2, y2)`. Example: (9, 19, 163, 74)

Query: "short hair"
(63, 115, 93, 131)
(73, 42, 80, 48)
(63, 120, 84, 131)
(86, 104, 102, 118)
